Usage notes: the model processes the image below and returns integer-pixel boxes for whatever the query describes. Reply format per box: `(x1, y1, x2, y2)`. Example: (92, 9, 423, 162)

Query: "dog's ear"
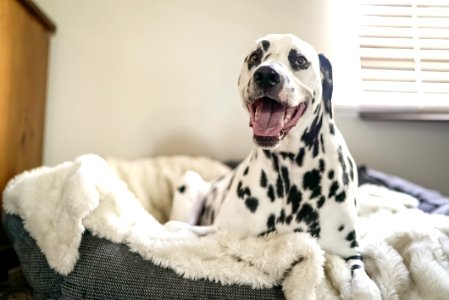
(318, 53, 333, 118)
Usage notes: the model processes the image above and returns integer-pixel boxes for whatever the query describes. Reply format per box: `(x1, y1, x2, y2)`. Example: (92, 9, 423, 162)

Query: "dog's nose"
(253, 66, 281, 89)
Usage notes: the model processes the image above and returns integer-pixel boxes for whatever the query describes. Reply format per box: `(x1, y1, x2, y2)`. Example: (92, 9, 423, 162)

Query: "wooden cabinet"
(0, 0, 55, 278)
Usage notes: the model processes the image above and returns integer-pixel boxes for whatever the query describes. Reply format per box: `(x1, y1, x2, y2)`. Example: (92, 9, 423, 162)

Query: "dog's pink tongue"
(253, 100, 285, 137)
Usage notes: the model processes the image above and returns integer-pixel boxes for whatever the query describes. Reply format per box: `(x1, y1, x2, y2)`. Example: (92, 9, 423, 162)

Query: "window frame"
(356, 0, 449, 121)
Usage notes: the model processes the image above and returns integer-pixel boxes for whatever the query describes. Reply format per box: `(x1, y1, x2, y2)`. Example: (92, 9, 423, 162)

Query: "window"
(358, 0, 449, 120)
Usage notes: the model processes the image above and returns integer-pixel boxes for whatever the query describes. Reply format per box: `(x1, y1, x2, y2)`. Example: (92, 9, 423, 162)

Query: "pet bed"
(3, 154, 449, 299)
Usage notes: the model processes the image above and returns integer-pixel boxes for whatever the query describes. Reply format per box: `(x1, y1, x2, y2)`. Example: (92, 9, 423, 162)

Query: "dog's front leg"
(170, 171, 211, 225)
(320, 204, 381, 299)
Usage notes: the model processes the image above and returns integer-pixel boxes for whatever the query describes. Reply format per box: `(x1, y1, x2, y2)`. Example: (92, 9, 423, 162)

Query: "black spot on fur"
(337, 146, 349, 185)
(210, 209, 215, 223)
(281, 167, 290, 192)
(319, 159, 325, 172)
(272, 153, 280, 172)
(243, 166, 249, 176)
(328, 170, 334, 180)
(329, 123, 335, 135)
(351, 264, 362, 276)
(287, 185, 302, 214)
(237, 181, 251, 199)
(317, 196, 325, 208)
(260, 170, 268, 188)
(245, 197, 259, 213)
(295, 148, 305, 167)
(177, 185, 186, 193)
(296, 204, 320, 238)
(338, 225, 345, 232)
(346, 230, 356, 242)
(336, 191, 346, 203)
(320, 134, 325, 154)
(280, 151, 295, 161)
(276, 176, 284, 198)
(303, 169, 322, 199)
(308, 223, 321, 238)
(258, 229, 276, 237)
(350, 240, 359, 248)
(263, 149, 271, 159)
(267, 185, 275, 202)
(348, 158, 355, 181)
(261, 40, 270, 51)
(328, 181, 339, 198)
(348, 157, 354, 168)
(345, 255, 363, 262)
(286, 215, 293, 225)
(277, 209, 286, 224)
(301, 114, 323, 158)
(226, 173, 236, 191)
(237, 181, 243, 198)
(267, 214, 276, 229)
(296, 204, 318, 224)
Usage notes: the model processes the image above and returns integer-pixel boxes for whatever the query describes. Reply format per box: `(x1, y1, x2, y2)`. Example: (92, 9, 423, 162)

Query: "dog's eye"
(296, 56, 308, 67)
(247, 49, 262, 70)
(288, 49, 310, 71)
(249, 53, 260, 65)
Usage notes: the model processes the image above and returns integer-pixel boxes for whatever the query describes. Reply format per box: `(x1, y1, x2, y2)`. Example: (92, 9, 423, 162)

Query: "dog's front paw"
(351, 269, 381, 300)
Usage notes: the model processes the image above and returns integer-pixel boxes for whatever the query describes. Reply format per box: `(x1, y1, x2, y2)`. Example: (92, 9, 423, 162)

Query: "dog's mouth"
(248, 97, 307, 147)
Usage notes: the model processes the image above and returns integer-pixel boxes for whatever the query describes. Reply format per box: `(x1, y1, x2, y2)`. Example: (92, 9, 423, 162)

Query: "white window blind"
(358, 0, 449, 114)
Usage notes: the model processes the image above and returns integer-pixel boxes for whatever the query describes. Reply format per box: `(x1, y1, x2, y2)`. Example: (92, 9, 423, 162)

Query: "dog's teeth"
(284, 108, 293, 123)
(255, 105, 260, 121)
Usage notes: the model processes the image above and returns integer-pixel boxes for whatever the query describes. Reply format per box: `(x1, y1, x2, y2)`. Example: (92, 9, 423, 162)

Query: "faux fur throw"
(3, 154, 449, 299)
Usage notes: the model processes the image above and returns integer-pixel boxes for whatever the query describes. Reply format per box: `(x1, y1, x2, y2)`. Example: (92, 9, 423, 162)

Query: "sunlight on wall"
(36, 0, 335, 164)
(326, 0, 362, 107)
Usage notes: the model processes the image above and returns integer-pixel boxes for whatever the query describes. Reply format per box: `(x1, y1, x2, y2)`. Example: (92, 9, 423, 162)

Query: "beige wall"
(36, 0, 449, 195)
(336, 111, 449, 197)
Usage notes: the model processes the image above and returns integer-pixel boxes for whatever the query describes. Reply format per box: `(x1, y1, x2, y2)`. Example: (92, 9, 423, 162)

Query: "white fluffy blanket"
(4, 154, 449, 299)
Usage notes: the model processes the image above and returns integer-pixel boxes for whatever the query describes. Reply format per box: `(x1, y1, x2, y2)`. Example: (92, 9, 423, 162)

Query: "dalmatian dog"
(171, 34, 381, 299)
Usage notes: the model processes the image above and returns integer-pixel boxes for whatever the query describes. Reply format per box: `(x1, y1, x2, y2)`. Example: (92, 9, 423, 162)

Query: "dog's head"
(238, 34, 333, 149)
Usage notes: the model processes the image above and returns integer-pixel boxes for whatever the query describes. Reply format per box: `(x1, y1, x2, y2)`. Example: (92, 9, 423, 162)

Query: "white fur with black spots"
(171, 34, 381, 299)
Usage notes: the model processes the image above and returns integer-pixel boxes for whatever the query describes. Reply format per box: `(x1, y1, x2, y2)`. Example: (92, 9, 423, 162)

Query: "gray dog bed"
(3, 213, 284, 300)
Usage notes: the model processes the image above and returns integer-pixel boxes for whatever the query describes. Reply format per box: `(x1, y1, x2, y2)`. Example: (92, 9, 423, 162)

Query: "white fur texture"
(3, 155, 449, 299)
